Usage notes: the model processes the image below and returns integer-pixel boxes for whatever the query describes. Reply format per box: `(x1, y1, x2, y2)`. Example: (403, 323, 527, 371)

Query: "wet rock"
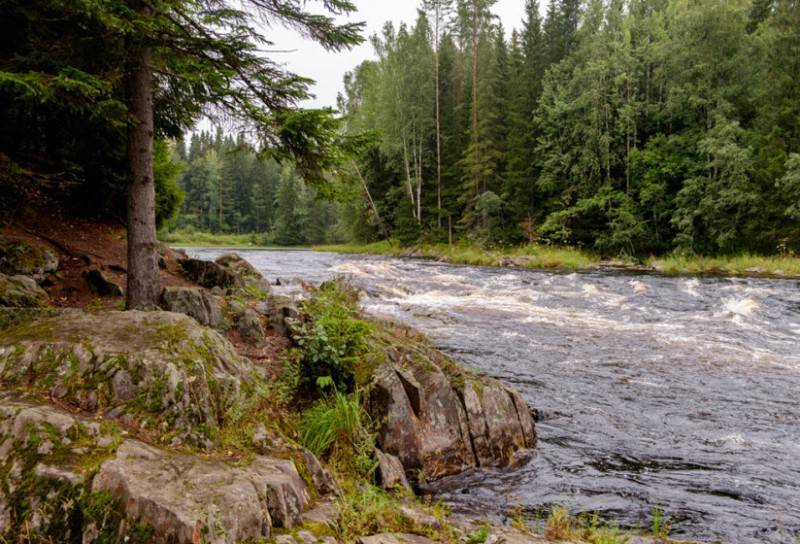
(0, 310, 259, 448)
(499, 256, 530, 268)
(368, 346, 535, 481)
(238, 307, 265, 340)
(369, 361, 474, 480)
(374, 448, 411, 491)
(84, 268, 123, 297)
(180, 257, 242, 289)
(0, 273, 49, 307)
(215, 252, 263, 279)
(160, 286, 222, 328)
(359, 534, 436, 544)
(92, 440, 310, 543)
(0, 236, 58, 283)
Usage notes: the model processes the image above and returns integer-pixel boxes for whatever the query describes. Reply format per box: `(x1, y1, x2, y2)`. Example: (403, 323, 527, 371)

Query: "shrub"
(293, 280, 371, 392)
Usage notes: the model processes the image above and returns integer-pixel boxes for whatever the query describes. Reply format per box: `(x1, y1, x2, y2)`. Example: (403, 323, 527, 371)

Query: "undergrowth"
(292, 279, 372, 392)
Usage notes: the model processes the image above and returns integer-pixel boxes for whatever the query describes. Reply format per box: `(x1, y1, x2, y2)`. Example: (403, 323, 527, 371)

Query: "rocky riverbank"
(0, 232, 543, 543)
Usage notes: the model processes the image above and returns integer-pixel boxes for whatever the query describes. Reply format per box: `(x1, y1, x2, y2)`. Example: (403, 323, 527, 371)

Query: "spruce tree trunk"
(125, 43, 161, 309)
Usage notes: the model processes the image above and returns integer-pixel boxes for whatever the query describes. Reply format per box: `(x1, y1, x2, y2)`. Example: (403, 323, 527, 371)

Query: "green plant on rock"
(465, 525, 489, 544)
(545, 505, 574, 540)
(299, 390, 376, 479)
(652, 505, 670, 540)
(293, 280, 371, 392)
(334, 483, 411, 541)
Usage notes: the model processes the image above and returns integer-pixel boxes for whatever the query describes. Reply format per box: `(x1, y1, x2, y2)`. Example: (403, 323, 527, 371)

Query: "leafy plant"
(293, 280, 371, 392)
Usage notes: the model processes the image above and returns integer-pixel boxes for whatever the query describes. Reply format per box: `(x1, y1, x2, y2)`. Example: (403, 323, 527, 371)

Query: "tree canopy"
(334, 0, 800, 257)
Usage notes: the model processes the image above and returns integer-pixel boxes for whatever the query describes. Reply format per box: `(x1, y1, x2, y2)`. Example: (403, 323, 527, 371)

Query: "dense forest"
(3, 0, 800, 259)
(169, 130, 340, 244)
(332, 0, 800, 256)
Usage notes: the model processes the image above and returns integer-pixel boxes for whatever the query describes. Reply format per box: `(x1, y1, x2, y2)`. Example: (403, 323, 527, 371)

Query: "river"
(188, 248, 800, 543)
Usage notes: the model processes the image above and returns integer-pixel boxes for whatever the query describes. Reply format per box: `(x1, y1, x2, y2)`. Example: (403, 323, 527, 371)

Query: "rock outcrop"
(0, 394, 313, 544)
(92, 440, 310, 543)
(85, 268, 124, 296)
(368, 345, 536, 481)
(261, 294, 301, 336)
(0, 394, 121, 542)
(375, 448, 412, 491)
(0, 273, 49, 307)
(0, 236, 58, 283)
(215, 252, 262, 279)
(238, 307, 265, 340)
(0, 310, 259, 448)
(180, 257, 242, 289)
(160, 285, 223, 328)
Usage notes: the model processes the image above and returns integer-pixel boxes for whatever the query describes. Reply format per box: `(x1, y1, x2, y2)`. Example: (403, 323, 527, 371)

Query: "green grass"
(315, 240, 800, 278)
(313, 240, 599, 271)
(544, 505, 630, 544)
(158, 229, 286, 248)
(647, 253, 800, 278)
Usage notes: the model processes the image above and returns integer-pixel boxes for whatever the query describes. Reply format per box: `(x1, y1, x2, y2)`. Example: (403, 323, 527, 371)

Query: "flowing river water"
(188, 248, 800, 543)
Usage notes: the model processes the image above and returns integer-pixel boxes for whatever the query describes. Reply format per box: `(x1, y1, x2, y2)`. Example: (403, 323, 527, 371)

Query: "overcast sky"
(266, 1, 536, 109)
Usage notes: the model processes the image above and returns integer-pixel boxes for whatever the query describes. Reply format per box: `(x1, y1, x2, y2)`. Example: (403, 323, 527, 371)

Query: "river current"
(188, 248, 800, 543)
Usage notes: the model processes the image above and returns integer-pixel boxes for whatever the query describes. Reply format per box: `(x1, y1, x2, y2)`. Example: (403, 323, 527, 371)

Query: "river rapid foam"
(188, 248, 800, 543)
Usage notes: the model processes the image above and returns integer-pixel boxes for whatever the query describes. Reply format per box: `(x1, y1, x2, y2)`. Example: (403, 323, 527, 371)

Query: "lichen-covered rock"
(0, 394, 121, 542)
(180, 257, 242, 289)
(368, 347, 536, 481)
(374, 448, 411, 491)
(160, 285, 222, 328)
(0, 394, 313, 544)
(238, 307, 265, 340)
(91, 440, 310, 543)
(0, 310, 261, 448)
(215, 252, 262, 279)
(85, 268, 124, 297)
(0, 236, 58, 283)
(0, 273, 49, 307)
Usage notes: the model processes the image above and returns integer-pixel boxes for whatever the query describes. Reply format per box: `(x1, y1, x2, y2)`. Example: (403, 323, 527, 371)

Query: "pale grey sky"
(267, 1, 534, 109)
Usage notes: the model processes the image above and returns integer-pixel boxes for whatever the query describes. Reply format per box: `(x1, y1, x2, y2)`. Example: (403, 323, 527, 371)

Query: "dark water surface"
(188, 248, 800, 543)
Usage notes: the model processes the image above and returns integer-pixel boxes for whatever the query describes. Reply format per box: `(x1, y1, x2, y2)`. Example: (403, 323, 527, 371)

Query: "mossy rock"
(0, 236, 58, 282)
(0, 310, 263, 448)
(215, 252, 263, 280)
(0, 273, 49, 308)
(0, 393, 124, 541)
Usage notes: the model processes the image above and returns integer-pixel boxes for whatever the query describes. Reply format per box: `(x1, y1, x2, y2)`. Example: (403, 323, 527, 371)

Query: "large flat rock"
(92, 440, 310, 543)
(0, 309, 261, 448)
